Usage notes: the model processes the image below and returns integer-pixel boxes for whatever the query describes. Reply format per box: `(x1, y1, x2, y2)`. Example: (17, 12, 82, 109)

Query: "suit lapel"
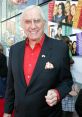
(18, 40, 27, 88)
(29, 36, 53, 86)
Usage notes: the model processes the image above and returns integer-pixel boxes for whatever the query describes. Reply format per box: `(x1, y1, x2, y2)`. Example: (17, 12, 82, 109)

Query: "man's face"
(22, 7, 45, 41)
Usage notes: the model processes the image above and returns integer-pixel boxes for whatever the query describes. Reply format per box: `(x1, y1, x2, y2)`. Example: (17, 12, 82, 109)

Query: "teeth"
(31, 32, 36, 34)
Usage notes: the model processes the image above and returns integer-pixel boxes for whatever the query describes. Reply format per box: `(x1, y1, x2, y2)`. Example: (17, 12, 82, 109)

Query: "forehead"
(23, 7, 42, 19)
(58, 5, 62, 9)
(71, 5, 75, 9)
(65, 3, 70, 7)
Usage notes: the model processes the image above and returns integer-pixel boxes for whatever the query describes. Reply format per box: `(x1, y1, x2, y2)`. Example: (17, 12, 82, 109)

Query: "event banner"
(48, 0, 82, 56)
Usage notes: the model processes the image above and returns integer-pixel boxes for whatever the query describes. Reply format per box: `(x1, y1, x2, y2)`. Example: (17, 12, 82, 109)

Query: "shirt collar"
(25, 34, 45, 47)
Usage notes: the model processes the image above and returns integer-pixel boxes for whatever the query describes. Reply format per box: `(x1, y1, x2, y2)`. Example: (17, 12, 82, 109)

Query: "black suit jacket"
(4, 35, 73, 117)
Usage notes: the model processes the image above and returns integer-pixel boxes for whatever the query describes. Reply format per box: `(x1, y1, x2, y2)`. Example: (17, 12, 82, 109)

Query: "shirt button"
(31, 53, 34, 55)
(29, 64, 32, 67)
(27, 75, 30, 79)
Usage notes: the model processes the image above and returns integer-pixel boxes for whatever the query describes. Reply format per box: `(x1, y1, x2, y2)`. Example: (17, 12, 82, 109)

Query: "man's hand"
(69, 90, 78, 96)
(3, 113, 11, 117)
(45, 89, 58, 107)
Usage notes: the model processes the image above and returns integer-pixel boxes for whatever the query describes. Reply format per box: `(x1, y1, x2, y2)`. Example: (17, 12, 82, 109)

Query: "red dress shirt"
(24, 34, 45, 85)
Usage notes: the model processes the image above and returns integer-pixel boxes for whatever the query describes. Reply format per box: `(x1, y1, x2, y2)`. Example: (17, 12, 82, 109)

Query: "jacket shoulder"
(10, 40, 25, 52)
(46, 35, 68, 50)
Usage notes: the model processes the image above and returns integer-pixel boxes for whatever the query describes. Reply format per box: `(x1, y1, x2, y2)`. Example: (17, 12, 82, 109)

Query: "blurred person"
(0, 43, 8, 117)
(55, 24, 62, 40)
(75, 89, 82, 117)
(3, 5, 73, 117)
(64, 1, 73, 24)
(69, 40, 72, 52)
(52, 2, 65, 23)
(70, 4, 76, 23)
(62, 36, 74, 64)
(52, 4, 58, 17)
(64, 1, 70, 16)
(72, 41, 77, 56)
(0, 43, 7, 98)
(62, 83, 79, 117)
(61, 36, 79, 117)
(70, 4, 76, 17)
(52, 4, 58, 22)
(50, 28, 55, 38)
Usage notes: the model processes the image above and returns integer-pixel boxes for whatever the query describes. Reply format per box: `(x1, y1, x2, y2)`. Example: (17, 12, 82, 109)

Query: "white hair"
(21, 5, 46, 21)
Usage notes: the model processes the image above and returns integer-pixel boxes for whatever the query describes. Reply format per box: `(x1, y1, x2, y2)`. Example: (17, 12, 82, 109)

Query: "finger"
(49, 100, 57, 106)
(47, 90, 53, 96)
(45, 95, 53, 100)
(45, 96, 57, 105)
(46, 98, 57, 107)
(47, 90, 57, 97)
(45, 91, 57, 100)
(46, 96, 57, 103)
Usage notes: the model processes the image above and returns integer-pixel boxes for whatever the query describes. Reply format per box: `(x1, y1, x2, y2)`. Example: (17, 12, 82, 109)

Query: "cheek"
(39, 26, 45, 33)
(40, 22, 45, 29)
(23, 26, 29, 33)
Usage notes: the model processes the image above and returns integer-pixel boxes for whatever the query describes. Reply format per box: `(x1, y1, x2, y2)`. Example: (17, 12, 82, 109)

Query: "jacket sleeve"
(56, 44, 73, 99)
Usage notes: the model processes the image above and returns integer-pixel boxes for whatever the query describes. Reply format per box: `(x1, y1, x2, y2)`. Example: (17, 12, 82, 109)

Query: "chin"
(30, 38, 39, 41)
(29, 36, 40, 40)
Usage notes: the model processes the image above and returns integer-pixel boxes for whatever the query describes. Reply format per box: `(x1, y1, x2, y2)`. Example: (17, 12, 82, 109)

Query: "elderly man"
(4, 5, 73, 117)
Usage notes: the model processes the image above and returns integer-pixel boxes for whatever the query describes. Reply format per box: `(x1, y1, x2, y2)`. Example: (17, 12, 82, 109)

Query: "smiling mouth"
(30, 31, 39, 34)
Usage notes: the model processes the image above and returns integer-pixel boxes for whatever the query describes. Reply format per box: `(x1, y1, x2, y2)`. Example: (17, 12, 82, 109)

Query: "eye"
(24, 19, 42, 25)
(34, 19, 41, 24)
(24, 20, 31, 24)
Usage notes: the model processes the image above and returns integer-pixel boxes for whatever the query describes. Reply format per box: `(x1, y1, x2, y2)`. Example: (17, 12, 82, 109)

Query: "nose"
(30, 20, 36, 28)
